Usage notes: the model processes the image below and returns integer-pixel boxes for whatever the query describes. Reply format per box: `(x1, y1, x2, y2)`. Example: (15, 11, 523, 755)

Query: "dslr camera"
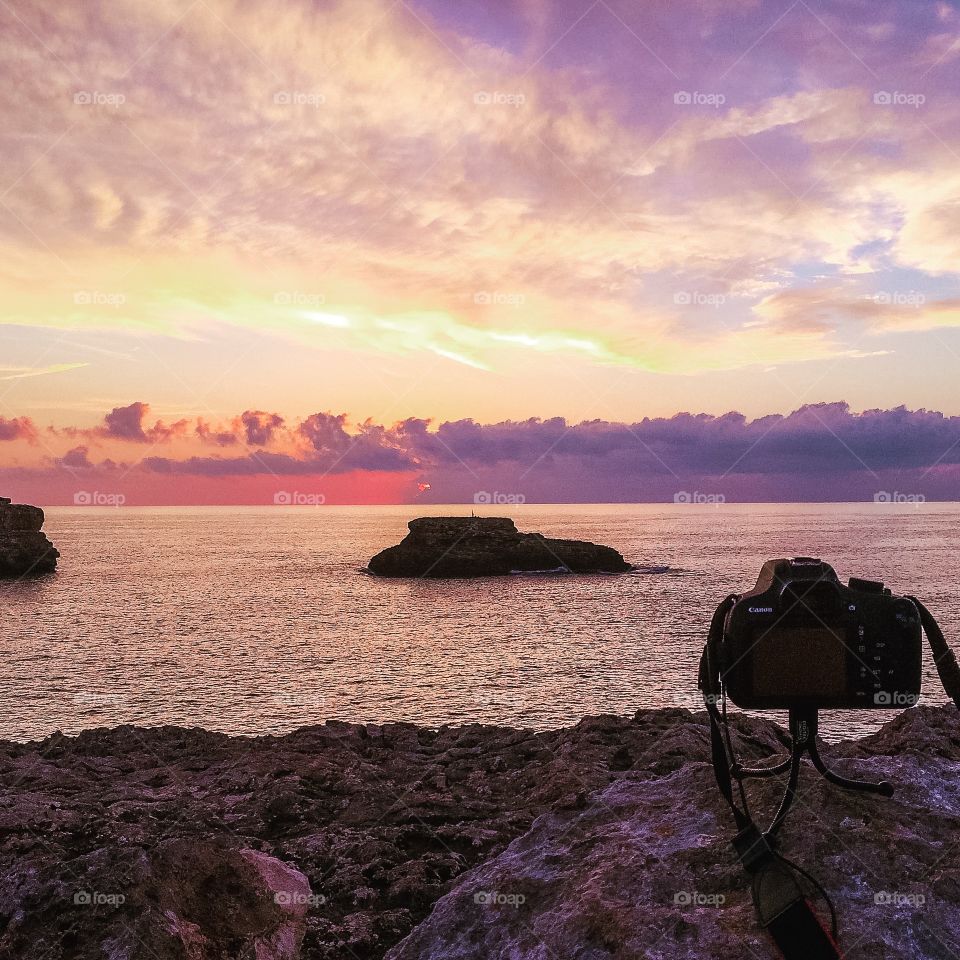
(721, 557, 922, 709)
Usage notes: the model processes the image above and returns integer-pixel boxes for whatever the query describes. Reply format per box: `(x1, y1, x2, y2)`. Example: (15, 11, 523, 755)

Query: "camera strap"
(906, 597, 960, 709)
(699, 596, 845, 960)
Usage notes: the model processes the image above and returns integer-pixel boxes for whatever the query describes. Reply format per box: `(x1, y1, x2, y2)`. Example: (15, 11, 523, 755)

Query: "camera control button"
(849, 577, 885, 593)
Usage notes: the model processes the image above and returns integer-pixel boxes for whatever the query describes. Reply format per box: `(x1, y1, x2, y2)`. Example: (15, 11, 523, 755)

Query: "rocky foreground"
(367, 516, 632, 577)
(1, 707, 958, 959)
(0, 498, 58, 577)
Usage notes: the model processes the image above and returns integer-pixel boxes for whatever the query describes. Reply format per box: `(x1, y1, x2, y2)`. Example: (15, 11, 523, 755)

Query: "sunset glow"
(3, 0, 960, 501)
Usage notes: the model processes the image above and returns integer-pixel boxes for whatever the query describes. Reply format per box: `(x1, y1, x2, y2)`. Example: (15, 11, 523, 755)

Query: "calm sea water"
(1, 504, 957, 743)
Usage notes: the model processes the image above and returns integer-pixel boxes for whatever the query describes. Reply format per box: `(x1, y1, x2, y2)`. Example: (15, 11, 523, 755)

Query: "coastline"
(2, 706, 958, 959)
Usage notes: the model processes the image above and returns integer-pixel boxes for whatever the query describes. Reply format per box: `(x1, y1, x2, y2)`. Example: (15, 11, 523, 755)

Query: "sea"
(1, 503, 957, 743)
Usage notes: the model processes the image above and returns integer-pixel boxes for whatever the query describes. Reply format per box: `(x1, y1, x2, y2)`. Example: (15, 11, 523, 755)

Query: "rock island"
(367, 516, 632, 577)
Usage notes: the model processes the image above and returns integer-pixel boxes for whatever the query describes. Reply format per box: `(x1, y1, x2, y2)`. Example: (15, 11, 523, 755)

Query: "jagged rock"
(387, 707, 960, 960)
(0, 498, 58, 577)
(0, 837, 311, 960)
(0, 708, 957, 959)
(367, 517, 632, 577)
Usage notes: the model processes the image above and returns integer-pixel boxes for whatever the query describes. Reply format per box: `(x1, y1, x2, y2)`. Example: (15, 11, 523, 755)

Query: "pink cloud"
(0, 417, 37, 442)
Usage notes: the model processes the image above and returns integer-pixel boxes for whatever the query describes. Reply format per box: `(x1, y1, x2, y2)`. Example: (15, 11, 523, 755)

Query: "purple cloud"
(196, 419, 240, 447)
(13, 401, 960, 501)
(58, 446, 94, 469)
(103, 402, 150, 441)
(129, 402, 960, 501)
(0, 417, 36, 442)
(100, 402, 187, 443)
(242, 410, 284, 446)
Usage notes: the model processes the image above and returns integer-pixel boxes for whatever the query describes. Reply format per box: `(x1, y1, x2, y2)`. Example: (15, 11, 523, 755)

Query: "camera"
(721, 557, 922, 709)
(701, 559, 958, 957)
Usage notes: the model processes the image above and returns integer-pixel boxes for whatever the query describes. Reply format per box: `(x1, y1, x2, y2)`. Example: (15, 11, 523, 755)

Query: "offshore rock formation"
(0, 707, 957, 959)
(0, 497, 58, 577)
(367, 516, 632, 577)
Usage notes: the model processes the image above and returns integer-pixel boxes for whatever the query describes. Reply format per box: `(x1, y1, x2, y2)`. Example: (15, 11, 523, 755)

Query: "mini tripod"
(731, 707, 894, 837)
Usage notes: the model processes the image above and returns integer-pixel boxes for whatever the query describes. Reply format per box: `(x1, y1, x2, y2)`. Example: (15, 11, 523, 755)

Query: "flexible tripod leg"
(807, 736, 894, 797)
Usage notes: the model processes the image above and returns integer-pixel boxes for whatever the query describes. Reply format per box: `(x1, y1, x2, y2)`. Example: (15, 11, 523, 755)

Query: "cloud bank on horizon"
(2, 400, 960, 504)
(3, 0, 960, 424)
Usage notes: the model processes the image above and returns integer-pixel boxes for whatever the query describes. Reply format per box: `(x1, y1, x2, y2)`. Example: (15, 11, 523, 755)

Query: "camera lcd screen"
(752, 626, 847, 697)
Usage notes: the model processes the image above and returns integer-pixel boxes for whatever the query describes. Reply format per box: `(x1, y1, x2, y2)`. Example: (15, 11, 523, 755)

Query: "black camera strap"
(907, 597, 960, 709)
(699, 595, 844, 960)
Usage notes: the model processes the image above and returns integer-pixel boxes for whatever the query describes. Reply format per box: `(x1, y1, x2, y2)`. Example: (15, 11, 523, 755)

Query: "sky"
(2, 0, 960, 503)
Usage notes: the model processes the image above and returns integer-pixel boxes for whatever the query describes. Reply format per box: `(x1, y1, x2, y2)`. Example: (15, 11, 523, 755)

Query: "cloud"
(6, 400, 960, 500)
(142, 452, 315, 477)
(0, 364, 87, 381)
(58, 446, 94, 469)
(751, 281, 960, 338)
(195, 418, 240, 446)
(102, 402, 151, 441)
(0, 417, 37, 442)
(241, 410, 284, 446)
(100, 402, 188, 443)
(4, 0, 960, 385)
(391, 403, 960, 479)
(60, 401, 960, 495)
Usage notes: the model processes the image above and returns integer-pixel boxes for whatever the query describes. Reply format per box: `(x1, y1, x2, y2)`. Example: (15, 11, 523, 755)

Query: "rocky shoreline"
(0, 498, 58, 578)
(1, 707, 958, 959)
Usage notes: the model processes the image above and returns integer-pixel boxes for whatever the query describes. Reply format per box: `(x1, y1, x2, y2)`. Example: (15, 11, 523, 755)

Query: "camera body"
(722, 558, 922, 710)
